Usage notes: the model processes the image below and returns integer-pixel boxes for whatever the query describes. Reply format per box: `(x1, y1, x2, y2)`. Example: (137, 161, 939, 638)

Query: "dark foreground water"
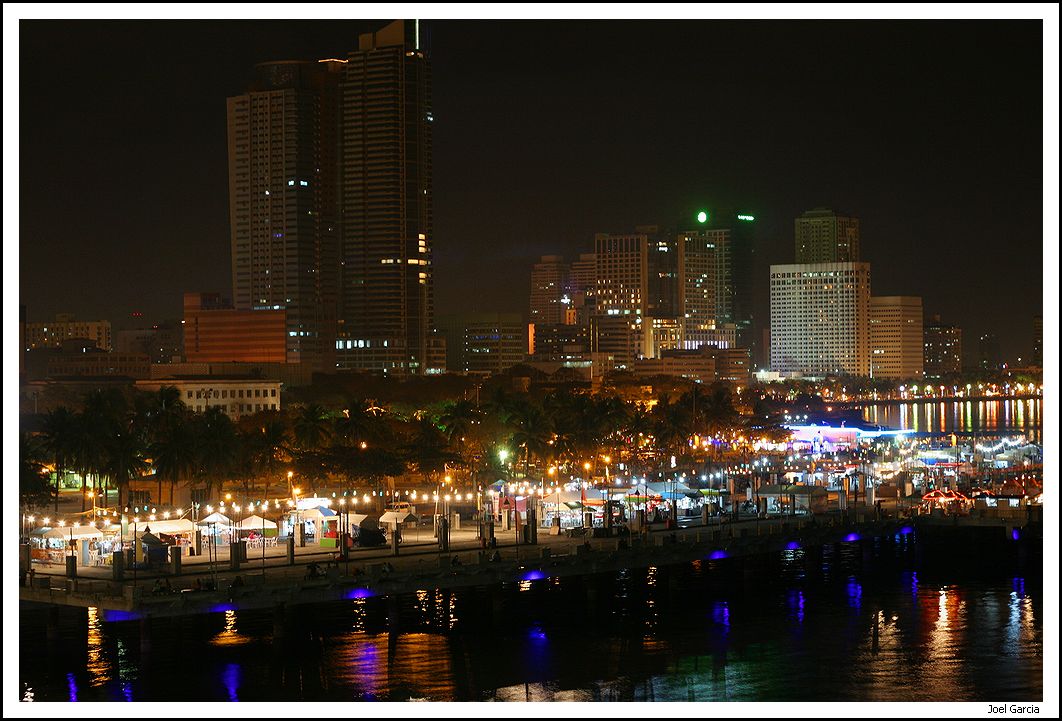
(20, 532, 1042, 702)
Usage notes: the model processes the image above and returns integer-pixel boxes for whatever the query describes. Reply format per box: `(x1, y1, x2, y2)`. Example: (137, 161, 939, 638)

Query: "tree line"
(19, 382, 787, 512)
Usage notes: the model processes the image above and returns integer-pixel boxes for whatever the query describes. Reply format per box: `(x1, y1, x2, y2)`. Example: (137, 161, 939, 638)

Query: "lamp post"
(603, 455, 612, 531)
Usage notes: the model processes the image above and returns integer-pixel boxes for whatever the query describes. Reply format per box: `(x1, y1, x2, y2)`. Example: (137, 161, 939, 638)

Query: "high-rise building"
(770, 262, 871, 377)
(227, 59, 343, 369)
(677, 229, 718, 344)
(978, 333, 1001, 371)
(923, 315, 962, 377)
(690, 209, 757, 353)
(437, 313, 526, 375)
(530, 255, 570, 326)
(595, 231, 649, 318)
(568, 253, 597, 323)
(869, 296, 924, 379)
(337, 20, 433, 374)
(795, 208, 860, 263)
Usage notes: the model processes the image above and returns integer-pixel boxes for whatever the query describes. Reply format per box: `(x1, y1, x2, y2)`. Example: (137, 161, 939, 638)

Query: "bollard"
(66, 554, 78, 579)
(287, 535, 295, 565)
(171, 546, 182, 576)
(112, 550, 125, 580)
(392, 528, 401, 557)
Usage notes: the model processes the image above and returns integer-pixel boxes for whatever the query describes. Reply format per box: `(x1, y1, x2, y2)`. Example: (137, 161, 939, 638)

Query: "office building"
(337, 20, 434, 374)
(978, 333, 1001, 371)
(795, 208, 860, 263)
(437, 313, 526, 375)
(530, 255, 570, 326)
(227, 58, 342, 369)
(869, 296, 924, 379)
(923, 315, 963, 377)
(770, 262, 871, 377)
(183, 293, 288, 364)
(690, 209, 757, 353)
(23, 315, 112, 352)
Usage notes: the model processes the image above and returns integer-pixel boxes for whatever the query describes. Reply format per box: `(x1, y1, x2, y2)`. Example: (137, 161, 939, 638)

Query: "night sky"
(19, 19, 1044, 362)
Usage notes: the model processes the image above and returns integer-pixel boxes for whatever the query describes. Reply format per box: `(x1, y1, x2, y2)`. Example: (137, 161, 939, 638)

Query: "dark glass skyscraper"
(337, 20, 434, 373)
(227, 60, 343, 369)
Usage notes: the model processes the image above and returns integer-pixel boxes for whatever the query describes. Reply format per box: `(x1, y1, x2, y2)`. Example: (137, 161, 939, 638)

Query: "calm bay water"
(19, 533, 1042, 702)
(861, 398, 1042, 441)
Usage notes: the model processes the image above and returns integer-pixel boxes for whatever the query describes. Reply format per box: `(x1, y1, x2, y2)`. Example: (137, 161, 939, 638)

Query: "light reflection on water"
(19, 539, 1042, 702)
(862, 399, 1041, 441)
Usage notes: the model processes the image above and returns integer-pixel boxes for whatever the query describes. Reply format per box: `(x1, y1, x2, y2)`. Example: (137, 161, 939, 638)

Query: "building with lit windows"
(923, 315, 963, 377)
(135, 377, 282, 419)
(23, 315, 112, 351)
(227, 59, 342, 369)
(336, 20, 435, 374)
(770, 262, 871, 376)
(869, 296, 923, 379)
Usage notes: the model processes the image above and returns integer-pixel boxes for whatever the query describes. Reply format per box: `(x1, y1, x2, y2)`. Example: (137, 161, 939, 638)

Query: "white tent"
(198, 512, 232, 526)
(233, 514, 278, 531)
(378, 511, 417, 526)
(300, 506, 336, 520)
(32, 526, 105, 541)
(140, 518, 196, 535)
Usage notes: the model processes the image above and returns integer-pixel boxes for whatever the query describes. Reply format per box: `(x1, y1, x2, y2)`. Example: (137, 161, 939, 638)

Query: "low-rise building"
(135, 376, 282, 419)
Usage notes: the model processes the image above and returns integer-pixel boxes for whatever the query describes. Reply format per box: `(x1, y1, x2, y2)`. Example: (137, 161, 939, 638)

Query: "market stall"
(232, 514, 279, 549)
(29, 525, 105, 565)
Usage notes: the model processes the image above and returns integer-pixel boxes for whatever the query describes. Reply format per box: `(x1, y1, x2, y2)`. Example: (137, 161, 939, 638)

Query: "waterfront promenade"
(19, 508, 1041, 627)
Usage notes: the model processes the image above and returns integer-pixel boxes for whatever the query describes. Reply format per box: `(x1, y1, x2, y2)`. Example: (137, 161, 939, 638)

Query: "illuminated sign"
(737, 214, 755, 221)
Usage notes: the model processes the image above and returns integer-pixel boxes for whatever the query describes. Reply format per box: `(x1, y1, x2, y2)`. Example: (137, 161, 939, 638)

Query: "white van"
(388, 501, 416, 515)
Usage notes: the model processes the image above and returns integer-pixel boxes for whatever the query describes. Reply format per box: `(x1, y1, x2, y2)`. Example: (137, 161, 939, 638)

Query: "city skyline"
(18, 19, 1045, 364)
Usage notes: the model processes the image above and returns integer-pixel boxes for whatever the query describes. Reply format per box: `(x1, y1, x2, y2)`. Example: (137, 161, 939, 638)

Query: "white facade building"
(136, 377, 282, 419)
(770, 262, 871, 377)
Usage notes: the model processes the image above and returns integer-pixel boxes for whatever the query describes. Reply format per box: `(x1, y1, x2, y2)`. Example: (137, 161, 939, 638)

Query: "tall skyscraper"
(337, 20, 434, 374)
(795, 208, 860, 263)
(923, 315, 963, 377)
(595, 230, 649, 317)
(690, 209, 757, 353)
(869, 296, 924, 379)
(227, 59, 343, 369)
(529, 255, 570, 326)
(770, 262, 871, 376)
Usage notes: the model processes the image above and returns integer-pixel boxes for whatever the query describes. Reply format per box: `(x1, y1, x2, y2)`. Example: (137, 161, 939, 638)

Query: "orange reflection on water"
(211, 609, 251, 647)
(86, 606, 112, 687)
(328, 631, 458, 700)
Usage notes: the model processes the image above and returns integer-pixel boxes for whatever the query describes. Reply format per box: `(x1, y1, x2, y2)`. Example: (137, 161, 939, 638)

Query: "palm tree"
(194, 406, 237, 500)
(506, 399, 553, 481)
(102, 425, 149, 510)
(291, 403, 333, 452)
(151, 413, 197, 505)
(20, 432, 53, 510)
(40, 407, 77, 514)
(79, 388, 127, 508)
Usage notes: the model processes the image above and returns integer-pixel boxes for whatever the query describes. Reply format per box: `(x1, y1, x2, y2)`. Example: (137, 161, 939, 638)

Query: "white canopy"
(32, 526, 105, 540)
(233, 514, 278, 531)
(198, 512, 232, 526)
(140, 518, 196, 535)
(378, 511, 416, 526)
(345, 512, 369, 526)
(300, 506, 337, 520)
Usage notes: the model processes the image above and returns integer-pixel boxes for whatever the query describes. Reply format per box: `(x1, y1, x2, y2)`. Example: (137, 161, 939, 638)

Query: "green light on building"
(697, 211, 708, 224)
(737, 214, 755, 221)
